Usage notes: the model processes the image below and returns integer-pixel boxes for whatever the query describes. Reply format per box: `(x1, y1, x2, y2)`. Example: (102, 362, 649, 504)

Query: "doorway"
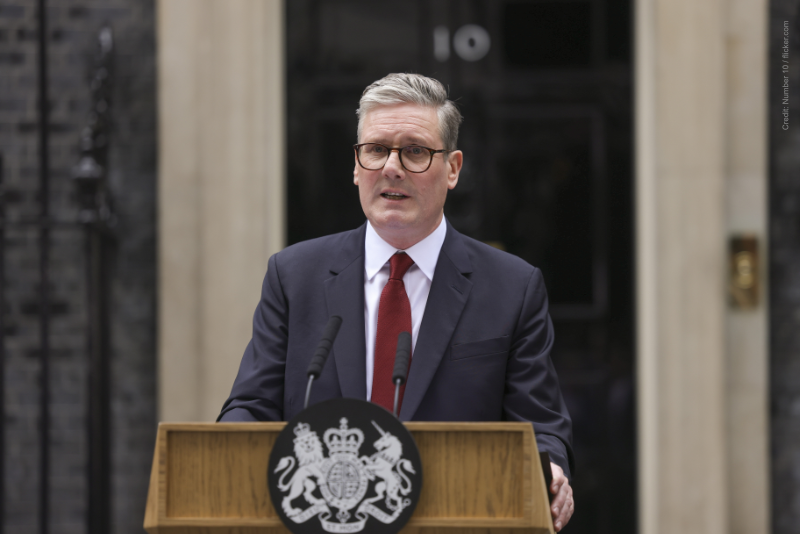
(286, 2, 635, 531)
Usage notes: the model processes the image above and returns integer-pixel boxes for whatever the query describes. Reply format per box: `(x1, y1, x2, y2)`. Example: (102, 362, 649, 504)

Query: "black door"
(286, 2, 635, 532)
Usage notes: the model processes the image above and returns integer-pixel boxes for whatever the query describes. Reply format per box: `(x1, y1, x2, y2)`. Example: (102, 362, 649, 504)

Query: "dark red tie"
(371, 253, 415, 413)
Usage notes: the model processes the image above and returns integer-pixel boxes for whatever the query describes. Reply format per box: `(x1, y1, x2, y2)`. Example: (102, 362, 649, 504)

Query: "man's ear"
(447, 150, 463, 190)
(353, 157, 359, 185)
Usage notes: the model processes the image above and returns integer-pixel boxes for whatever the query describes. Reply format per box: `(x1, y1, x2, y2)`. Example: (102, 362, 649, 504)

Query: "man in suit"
(219, 73, 575, 530)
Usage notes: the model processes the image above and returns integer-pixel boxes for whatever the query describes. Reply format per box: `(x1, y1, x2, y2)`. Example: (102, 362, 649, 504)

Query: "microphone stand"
(304, 316, 343, 409)
(392, 332, 412, 417)
(304, 375, 315, 412)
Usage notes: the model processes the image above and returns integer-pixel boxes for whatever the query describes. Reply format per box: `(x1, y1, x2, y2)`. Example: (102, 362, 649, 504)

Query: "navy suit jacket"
(218, 220, 574, 479)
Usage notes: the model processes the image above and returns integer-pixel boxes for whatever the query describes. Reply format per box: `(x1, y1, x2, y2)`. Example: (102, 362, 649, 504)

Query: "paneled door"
(286, 2, 635, 531)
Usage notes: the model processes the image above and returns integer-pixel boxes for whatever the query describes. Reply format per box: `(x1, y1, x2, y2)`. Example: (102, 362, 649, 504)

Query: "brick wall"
(770, 1, 800, 532)
(0, 1, 156, 533)
(1, 3, 45, 532)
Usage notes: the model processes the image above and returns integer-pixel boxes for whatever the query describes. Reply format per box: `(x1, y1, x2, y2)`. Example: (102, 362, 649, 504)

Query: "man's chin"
(368, 213, 421, 236)
(371, 218, 412, 233)
(369, 209, 415, 228)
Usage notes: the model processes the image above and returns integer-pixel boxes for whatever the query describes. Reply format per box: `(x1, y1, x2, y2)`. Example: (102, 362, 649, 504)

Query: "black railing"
(36, 1, 51, 533)
(73, 25, 115, 534)
(0, 152, 5, 534)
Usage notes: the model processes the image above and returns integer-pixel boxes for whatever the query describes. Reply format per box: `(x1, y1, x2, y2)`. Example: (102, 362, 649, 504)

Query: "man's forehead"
(361, 104, 441, 142)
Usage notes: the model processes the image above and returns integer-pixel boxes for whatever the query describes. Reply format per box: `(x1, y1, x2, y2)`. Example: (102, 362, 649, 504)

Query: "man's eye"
(406, 146, 424, 155)
(369, 144, 386, 154)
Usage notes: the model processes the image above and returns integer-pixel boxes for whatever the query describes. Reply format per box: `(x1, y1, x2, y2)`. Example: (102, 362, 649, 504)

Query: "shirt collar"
(364, 216, 447, 282)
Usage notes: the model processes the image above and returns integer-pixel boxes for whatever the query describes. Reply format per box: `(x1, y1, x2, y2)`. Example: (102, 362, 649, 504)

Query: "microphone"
(304, 315, 343, 409)
(392, 331, 412, 417)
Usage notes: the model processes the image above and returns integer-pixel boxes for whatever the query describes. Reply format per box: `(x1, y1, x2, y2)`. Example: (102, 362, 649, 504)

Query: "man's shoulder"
(268, 226, 365, 285)
(266, 226, 365, 289)
(274, 225, 365, 264)
(449, 227, 537, 278)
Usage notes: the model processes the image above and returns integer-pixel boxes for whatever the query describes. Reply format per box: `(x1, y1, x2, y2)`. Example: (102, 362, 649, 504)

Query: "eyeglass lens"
(358, 144, 433, 172)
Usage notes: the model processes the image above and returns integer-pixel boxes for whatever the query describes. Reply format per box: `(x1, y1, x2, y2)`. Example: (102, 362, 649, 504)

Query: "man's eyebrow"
(363, 137, 390, 144)
(403, 137, 428, 145)
(363, 136, 429, 146)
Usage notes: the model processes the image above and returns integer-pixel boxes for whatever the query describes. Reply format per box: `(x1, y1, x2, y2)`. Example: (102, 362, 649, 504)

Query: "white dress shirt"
(364, 216, 447, 401)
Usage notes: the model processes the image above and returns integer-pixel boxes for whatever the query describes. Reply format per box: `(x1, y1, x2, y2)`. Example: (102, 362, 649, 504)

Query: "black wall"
(770, 1, 800, 532)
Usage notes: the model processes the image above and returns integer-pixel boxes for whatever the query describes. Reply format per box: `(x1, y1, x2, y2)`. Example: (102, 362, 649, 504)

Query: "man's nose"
(382, 149, 405, 177)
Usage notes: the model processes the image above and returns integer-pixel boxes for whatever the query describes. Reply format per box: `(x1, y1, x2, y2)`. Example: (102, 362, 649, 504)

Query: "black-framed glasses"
(353, 143, 450, 173)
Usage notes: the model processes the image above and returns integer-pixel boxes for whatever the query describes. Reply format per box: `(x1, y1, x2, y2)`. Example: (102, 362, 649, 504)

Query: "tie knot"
(389, 253, 415, 280)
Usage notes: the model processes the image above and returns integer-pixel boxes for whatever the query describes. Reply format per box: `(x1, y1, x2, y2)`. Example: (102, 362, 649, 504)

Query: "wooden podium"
(144, 422, 555, 534)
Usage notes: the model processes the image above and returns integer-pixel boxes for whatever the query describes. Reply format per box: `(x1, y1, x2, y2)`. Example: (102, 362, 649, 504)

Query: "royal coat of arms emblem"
(268, 399, 422, 534)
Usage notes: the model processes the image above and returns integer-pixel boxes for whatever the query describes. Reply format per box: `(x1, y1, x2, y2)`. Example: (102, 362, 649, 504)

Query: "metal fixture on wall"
(432, 24, 492, 62)
(71, 25, 115, 534)
(729, 234, 759, 309)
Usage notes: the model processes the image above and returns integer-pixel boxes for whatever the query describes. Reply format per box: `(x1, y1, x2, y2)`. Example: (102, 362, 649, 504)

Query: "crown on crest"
(293, 421, 315, 443)
(323, 417, 364, 455)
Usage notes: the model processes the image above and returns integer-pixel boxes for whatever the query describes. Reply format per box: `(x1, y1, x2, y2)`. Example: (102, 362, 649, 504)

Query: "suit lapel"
(325, 224, 368, 400)
(399, 222, 473, 420)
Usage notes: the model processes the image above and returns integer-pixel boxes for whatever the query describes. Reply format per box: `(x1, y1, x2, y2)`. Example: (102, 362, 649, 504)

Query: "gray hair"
(356, 73, 463, 151)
